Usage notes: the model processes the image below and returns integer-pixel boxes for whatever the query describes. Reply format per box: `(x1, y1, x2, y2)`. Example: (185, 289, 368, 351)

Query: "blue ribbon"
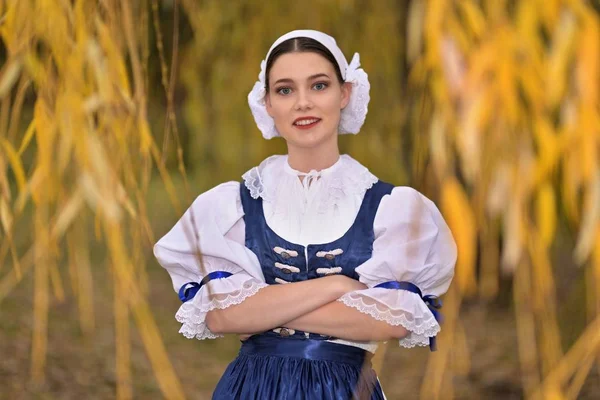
(178, 271, 233, 302)
(374, 280, 442, 351)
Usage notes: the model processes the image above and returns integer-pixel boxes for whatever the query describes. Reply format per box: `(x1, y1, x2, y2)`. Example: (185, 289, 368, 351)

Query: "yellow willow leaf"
(446, 17, 470, 54)
(440, 36, 466, 97)
(86, 39, 112, 102)
(429, 111, 448, 176)
(406, 0, 425, 63)
(82, 94, 102, 114)
(538, 0, 560, 31)
(15, 167, 43, 214)
(0, 197, 12, 232)
(464, 40, 495, 91)
(517, 64, 544, 107)
(533, 118, 560, 186)
(546, 11, 576, 109)
(528, 233, 563, 373)
(516, 0, 538, 45)
(458, 88, 489, 183)
(0, 138, 27, 192)
(116, 183, 137, 219)
(139, 117, 153, 154)
(0, 59, 21, 98)
(95, 18, 131, 96)
(536, 182, 556, 247)
(51, 189, 84, 239)
(480, 220, 499, 299)
(502, 192, 524, 272)
(576, 14, 599, 105)
(79, 173, 122, 222)
(579, 107, 597, 183)
(574, 172, 600, 265)
(441, 178, 477, 296)
(457, 0, 485, 39)
(513, 261, 540, 398)
(561, 151, 581, 224)
(33, 99, 56, 164)
(497, 45, 519, 124)
(487, 162, 510, 216)
(18, 119, 36, 155)
(22, 51, 48, 88)
(531, 316, 600, 400)
(565, 349, 596, 400)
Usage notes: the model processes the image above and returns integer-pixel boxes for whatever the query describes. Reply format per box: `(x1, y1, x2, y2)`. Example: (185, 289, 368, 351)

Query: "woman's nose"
(294, 89, 313, 110)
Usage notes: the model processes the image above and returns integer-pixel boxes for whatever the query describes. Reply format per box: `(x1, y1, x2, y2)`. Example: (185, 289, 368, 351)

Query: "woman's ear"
(340, 82, 352, 109)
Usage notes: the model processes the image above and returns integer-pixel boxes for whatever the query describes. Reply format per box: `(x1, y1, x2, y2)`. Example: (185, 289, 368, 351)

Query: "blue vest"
(240, 180, 394, 340)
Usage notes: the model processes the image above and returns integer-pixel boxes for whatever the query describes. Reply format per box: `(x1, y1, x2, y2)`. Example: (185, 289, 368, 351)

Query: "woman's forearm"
(283, 301, 409, 342)
(205, 275, 348, 334)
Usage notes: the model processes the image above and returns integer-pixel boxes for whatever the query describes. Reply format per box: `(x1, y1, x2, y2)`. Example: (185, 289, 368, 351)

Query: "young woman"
(154, 30, 457, 400)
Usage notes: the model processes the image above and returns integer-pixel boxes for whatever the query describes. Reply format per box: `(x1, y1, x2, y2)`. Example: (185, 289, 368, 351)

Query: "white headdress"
(248, 30, 371, 140)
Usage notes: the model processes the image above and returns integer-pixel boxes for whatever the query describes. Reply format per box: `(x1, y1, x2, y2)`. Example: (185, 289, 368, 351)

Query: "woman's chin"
(282, 129, 336, 149)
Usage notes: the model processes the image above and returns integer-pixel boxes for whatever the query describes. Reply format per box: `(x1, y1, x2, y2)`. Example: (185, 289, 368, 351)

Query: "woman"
(154, 29, 456, 399)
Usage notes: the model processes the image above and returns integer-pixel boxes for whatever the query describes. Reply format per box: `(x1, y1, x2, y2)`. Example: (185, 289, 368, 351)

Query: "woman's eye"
(277, 87, 292, 95)
(313, 82, 328, 91)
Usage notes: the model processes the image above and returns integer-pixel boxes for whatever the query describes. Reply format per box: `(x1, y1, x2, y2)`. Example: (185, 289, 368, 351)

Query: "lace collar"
(242, 154, 378, 212)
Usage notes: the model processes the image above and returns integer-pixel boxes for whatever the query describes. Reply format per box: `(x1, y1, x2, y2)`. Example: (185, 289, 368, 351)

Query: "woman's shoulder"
(187, 181, 243, 225)
(192, 181, 240, 204)
(376, 185, 445, 226)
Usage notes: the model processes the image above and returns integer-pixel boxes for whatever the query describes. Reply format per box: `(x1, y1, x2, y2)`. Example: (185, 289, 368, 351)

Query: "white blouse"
(153, 154, 456, 352)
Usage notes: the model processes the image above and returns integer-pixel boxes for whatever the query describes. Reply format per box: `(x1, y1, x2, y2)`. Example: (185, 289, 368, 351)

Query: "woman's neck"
(286, 142, 340, 173)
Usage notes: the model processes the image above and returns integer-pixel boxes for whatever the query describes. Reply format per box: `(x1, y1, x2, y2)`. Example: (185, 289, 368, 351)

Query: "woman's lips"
(293, 118, 322, 130)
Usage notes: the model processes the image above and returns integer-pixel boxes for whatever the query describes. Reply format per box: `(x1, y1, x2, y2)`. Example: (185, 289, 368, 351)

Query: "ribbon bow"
(374, 280, 443, 351)
(178, 271, 233, 302)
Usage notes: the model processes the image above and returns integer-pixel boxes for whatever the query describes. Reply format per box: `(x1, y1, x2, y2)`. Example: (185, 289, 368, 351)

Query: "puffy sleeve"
(153, 181, 267, 340)
(337, 187, 457, 349)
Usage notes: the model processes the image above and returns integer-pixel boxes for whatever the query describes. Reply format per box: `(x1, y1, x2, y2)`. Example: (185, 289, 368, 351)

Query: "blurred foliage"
(0, 0, 598, 399)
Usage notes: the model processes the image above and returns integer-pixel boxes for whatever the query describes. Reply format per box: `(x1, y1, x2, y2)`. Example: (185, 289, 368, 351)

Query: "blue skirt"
(212, 335, 385, 399)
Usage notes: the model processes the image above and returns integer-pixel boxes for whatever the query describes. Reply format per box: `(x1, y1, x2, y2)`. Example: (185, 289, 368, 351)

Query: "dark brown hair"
(265, 37, 344, 90)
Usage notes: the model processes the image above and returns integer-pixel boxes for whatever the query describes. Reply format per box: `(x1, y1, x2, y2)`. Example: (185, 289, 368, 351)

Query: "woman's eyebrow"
(273, 73, 331, 86)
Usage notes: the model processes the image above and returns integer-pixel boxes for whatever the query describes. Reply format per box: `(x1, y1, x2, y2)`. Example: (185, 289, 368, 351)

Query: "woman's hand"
(239, 333, 253, 341)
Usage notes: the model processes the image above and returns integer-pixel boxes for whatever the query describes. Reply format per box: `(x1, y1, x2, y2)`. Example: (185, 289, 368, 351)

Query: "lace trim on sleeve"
(175, 279, 268, 340)
(337, 291, 440, 338)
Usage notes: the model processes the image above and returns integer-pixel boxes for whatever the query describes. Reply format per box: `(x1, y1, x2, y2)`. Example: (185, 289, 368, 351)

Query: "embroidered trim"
(175, 279, 268, 340)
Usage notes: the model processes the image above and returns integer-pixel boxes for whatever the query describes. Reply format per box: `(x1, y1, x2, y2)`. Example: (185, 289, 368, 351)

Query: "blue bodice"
(240, 180, 393, 340)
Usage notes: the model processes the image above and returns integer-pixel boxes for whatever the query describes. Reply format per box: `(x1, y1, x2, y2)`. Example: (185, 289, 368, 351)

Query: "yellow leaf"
(441, 177, 477, 296)
(574, 173, 600, 264)
(18, 120, 36, 155)
(0, 138, 27, 192)
(0, 60, 21, 98)
(536, 182, 556, 247)
(0, 197, 12, 232)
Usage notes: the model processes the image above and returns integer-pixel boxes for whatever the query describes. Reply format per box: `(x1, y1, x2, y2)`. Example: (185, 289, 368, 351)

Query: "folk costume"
(154, 30, 457, 400)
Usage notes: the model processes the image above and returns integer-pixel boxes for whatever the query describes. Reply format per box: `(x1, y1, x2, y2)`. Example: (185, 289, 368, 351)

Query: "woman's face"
(265, 52, 351, 150)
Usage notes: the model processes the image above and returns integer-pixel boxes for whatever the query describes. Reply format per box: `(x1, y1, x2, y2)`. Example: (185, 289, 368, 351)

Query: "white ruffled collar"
(283, 156, 343, 178)
(242, 154, 378, 213)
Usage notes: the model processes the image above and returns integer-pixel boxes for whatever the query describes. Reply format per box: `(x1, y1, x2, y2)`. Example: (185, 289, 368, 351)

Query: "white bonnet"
(247, 29, 371, 139)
